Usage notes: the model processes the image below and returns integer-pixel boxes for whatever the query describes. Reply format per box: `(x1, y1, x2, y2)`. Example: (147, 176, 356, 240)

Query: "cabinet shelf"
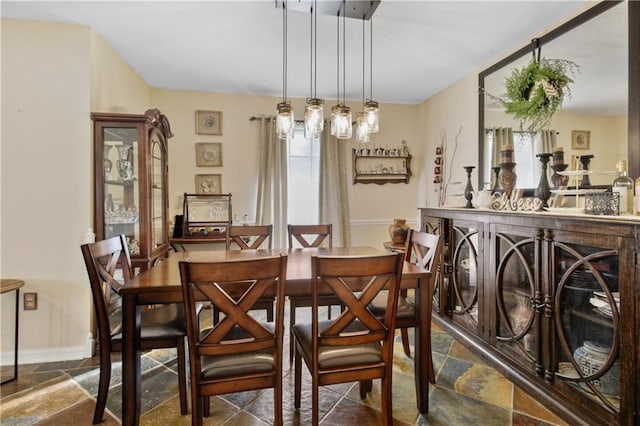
(352, 149, 412, 185)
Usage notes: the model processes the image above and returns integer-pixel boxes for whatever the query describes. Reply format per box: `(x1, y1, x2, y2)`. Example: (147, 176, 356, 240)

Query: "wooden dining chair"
(227, 224, 272, 250)
(81, 234, 189, 424)
(287, 224, 343, 363)
(216, 224, 275, 323)
(179, 255, 287, 426)
(370, 228, 443, 382)
(292, 252, 404, 426)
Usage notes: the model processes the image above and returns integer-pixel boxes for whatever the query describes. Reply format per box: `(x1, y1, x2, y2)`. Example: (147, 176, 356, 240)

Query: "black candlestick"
(535, 153, 552, 209)
(579, 154, 594, 187)
(464, 166, 475, 208)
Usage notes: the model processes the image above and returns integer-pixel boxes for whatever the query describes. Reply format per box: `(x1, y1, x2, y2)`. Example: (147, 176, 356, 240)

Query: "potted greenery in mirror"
(489, 41, 579, 133)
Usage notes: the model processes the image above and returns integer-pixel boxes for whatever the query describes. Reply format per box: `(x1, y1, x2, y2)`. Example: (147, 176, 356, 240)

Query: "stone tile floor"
(1, 306, 568, 425)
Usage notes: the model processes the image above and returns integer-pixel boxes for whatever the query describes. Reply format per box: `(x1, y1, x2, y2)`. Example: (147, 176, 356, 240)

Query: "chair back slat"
(179, 255, 287, 359)
(311, 253, 404, 350)
(403, 229, 442, 271)
(81, 235, 133, 341)
(227, 224, 273, 250)
(288, 224, 333, 248)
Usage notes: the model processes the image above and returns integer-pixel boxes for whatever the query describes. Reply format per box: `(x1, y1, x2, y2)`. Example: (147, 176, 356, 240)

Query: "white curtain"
(255, 116, 288, 248)
(319, 125, 351, 247)
(534, 129, 557, 154)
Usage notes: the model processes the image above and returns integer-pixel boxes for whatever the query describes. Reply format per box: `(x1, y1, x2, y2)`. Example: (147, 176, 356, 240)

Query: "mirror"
(479, 1, 631, 191)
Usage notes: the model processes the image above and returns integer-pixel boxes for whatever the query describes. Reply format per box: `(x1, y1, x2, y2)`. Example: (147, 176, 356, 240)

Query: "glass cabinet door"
(150, 128, 166, 251)
(492, 225, 538, 368)
(102, 127, 140, 255)
(448, 220, 481, 333)
(553, 238, 620, 413)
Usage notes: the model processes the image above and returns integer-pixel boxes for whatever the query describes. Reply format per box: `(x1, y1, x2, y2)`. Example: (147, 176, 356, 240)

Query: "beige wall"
(418, 73, 479, 209)
(1, 19, 150, 363)
(1, 19, 94, 362)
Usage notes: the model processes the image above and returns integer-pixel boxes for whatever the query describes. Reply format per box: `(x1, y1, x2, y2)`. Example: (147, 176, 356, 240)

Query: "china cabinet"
(352, 149, 412, 184)
(420, 207, 639, 425)
(92, 109, 173, 272)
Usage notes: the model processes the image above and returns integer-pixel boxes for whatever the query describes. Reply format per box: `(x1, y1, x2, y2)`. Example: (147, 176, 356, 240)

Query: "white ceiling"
(5, 0, 619, 110)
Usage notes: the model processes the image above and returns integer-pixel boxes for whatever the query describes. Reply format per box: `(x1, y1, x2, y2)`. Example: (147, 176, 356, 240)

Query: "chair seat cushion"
(369, 291, 415, 319)
(200, 324, 275, 379)
(292, 320, 381, 369)
(111, 303, 187, 341)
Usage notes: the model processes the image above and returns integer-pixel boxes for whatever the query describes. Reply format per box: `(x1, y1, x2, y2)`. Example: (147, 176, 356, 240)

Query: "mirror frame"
(478, 0, 639, 188)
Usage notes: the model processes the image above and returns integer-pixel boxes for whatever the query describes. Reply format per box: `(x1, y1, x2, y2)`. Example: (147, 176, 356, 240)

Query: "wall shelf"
(352, 149, 412, 185)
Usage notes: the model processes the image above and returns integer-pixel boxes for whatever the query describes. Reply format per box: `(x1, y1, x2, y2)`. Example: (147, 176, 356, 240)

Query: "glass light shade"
(276, 101, 294, 139)
(304, 98, 324, 135)
(330, 104, 341, 136)
(335, 105, 352, 140)
(364, 99, 379, 133)
(356, 112, 371, 143)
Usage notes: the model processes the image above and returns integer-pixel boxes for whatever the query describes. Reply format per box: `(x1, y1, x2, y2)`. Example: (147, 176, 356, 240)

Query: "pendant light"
(304, 0, 324, 137)
(332, 1, 352, 140)
(276, 0, 294, 139)
(364, 16, 379, 133)
(356, 16, 371, 143)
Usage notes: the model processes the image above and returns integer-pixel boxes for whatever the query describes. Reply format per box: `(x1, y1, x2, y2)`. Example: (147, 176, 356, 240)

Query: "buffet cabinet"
(420, 208, 639, 425)
(92, 110, 173, 272)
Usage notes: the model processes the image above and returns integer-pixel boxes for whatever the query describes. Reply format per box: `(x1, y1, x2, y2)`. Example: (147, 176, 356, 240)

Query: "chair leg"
(203, 397, 210, 417)
(294, 345, 302, 409)
(177, 337, 188, 415)
(358, 380, 370, 399)
(381, 376, 393, 426)
(274, 363, 283, 426)
(289, 299, 296, 364)
(401, 328, 411, 358)
(312, 376, 319, 426)
(192, 395, 203, 426)
(267, 301, 274, 322)
(429, 351, 436, 384)
(93, 346, 111, 424)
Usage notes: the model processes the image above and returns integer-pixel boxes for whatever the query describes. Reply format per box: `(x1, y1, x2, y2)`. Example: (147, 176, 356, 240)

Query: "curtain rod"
(249, 116, 305, 124)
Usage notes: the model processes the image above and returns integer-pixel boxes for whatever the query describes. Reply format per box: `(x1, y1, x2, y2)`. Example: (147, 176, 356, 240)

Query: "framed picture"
(195, 174, 222, 194)
(195, 110, 222, 135)
(571, 130, 590, 150)
(195, 143, 222, 167)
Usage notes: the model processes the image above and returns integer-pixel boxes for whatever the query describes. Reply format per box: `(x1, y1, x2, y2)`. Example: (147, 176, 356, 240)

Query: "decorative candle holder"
(463, 166, 475, 208)
(499, 162, 517, 198)
(535, 153, 552, 209)
(492, 166, 501, 194)
(550, 163, 569, 188)
(579, 154, 594, 187)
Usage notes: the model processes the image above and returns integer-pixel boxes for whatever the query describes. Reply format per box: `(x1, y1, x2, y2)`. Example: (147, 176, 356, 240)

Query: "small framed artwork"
(195, 143, 222, 167)
(195, 110, 222, 135)
(195, 174, 222, 194)
(571, 130, 590, 150)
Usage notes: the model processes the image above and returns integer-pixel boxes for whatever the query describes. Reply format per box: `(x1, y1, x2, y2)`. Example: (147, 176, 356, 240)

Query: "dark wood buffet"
(420, 207, 639, 425)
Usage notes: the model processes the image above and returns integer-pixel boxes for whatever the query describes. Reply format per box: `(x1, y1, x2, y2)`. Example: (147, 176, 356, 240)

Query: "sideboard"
(420, 207, 639, 425)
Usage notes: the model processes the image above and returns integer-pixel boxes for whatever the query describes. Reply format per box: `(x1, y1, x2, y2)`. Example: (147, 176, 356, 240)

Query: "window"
(287, 125, 320, 224)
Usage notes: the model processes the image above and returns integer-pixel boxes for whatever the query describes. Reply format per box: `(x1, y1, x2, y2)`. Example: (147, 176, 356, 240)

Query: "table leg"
(414, 277, 431, 414)
(122, 293, 141, 426)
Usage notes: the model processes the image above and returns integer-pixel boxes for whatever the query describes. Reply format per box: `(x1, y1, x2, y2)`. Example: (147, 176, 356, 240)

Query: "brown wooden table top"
(123, 246, 427, 300)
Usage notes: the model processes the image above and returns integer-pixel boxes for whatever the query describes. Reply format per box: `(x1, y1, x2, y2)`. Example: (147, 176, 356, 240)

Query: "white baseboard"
(2, 345, 87, 365)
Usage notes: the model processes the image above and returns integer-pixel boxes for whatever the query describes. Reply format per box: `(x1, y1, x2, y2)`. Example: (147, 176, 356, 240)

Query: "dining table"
(119, 246, 435, 425)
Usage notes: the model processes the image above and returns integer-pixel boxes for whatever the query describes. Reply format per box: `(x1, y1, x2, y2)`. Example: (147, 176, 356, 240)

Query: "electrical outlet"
(24, 292, 37, 310)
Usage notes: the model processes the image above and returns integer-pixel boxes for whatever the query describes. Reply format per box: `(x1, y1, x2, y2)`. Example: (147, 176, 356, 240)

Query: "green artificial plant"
(497, 57, 579, 132)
